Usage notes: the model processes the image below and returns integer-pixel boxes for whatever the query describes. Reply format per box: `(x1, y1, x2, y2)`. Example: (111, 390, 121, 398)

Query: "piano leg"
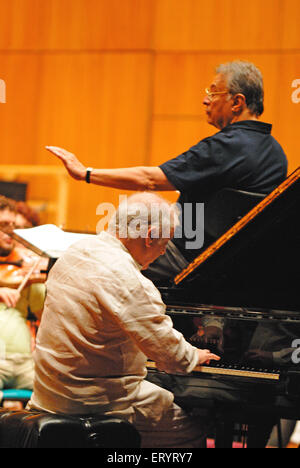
(247, 419, 278, 448)
(215, 416, 277, 448)
(215, 421, 235, 448)
(214, 402, 279, 448)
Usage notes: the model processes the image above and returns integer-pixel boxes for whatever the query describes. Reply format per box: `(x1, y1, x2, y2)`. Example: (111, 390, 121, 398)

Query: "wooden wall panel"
(0, 0, 155, 50)
(0, 53, 41, 164)
(271, 54, 300, 173)
(0, 52, 153, 230)
(153, 0, 283, 51)
(42, 52, 153, 231)
(281, 0, 300, 49)
(150, 119, 214, 167)
(153, 53, 280, 120)
(35, 53, 153, 167)
(34, 53, 153, 230)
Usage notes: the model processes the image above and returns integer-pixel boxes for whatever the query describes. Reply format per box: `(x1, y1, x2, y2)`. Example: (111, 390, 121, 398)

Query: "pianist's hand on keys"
(198, 349, 220, 365)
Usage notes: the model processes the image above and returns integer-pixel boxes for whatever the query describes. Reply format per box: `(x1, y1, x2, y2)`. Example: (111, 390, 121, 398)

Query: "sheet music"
(13, 224, 95, 258)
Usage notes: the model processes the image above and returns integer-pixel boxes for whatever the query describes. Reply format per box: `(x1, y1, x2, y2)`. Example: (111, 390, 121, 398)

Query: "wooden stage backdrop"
(0, 0, 299, 231)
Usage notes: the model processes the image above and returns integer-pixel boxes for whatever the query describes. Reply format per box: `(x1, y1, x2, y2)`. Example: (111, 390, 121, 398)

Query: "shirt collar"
(223, 120, 272, 134)
(98, 230, 143, 271)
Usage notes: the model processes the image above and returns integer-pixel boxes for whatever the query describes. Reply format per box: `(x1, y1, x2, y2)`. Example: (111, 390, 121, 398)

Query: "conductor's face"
(203, 73, 234, 130)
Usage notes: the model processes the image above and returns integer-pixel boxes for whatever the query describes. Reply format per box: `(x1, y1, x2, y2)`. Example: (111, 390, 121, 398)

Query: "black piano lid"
(166, 167, 300, 312)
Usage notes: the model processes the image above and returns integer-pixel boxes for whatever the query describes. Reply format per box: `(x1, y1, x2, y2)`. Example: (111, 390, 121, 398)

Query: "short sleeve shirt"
(159, 120, 288, 259)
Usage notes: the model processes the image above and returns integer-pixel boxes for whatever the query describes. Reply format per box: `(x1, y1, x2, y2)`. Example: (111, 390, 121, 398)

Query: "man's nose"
(203, 96, 210, 106)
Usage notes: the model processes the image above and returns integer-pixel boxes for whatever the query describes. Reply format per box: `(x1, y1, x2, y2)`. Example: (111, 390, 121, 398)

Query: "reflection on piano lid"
(162, 167, 300, 311)
(146, 304, 300, 398)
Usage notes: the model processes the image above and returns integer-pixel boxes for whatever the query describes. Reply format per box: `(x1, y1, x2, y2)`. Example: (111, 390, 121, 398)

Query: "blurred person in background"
(0, 195, 46, 405)
(15, 201, 40, 230)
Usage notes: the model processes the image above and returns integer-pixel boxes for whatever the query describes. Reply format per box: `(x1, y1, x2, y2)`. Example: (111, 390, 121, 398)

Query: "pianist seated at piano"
(27, 193, 220, 448)
(46, 59, 288, 285)
(0, 195, 46, 398)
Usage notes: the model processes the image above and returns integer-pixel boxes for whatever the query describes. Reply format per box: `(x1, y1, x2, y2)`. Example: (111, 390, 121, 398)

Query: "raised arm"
(46, 146, 175, 191)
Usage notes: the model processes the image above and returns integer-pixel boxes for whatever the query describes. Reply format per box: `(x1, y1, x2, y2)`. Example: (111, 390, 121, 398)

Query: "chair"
(0, 409, 141, 448)
(179, 188, 266, 265)
(204, 188, 266, 240)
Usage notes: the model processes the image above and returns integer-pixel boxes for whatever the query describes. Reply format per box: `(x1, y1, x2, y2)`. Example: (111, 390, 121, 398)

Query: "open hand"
(198, 348, 220, 365)
(46, 146, 86, 181)
(0, 287, 21, 308)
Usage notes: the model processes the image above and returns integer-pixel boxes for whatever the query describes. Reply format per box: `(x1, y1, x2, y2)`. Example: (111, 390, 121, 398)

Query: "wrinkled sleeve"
(110, 277, 199, 375)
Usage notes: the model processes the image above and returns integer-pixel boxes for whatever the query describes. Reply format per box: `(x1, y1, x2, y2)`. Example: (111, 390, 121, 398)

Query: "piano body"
(146, 167, 300, 446)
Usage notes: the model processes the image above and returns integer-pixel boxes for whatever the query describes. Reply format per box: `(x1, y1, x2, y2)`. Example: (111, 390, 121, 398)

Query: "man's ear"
(145, 226, 159, 248)
(232, 93, 246, 113)
(145, 227, 153, 248)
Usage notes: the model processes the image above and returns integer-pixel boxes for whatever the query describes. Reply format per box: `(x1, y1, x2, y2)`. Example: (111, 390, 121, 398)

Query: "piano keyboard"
(147, 361, 280, 381)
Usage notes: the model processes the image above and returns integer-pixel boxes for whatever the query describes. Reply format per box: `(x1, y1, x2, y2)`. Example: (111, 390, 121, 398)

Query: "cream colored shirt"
(29, 231, 199, 421)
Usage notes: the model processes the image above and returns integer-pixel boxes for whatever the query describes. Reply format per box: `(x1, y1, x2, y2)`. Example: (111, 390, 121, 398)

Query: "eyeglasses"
(205, 87, 229, 101)
(0, 221, 16, 232)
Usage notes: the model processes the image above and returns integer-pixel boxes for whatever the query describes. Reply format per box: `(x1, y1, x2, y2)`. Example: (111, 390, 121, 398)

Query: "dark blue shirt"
(159, 120, 288, 261)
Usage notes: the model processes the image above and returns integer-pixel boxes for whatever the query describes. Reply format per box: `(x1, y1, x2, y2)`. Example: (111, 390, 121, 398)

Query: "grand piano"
(146, 167, 300, 447)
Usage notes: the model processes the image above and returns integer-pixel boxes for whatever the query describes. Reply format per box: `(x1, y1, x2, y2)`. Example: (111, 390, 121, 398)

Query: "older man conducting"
(46, 60, 288, 283)
(27, 192, 219, 448)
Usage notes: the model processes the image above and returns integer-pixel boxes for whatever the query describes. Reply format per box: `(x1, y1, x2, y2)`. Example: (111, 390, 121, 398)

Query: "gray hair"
(216, 60, 264, 116)
(107, 192, 179, 240)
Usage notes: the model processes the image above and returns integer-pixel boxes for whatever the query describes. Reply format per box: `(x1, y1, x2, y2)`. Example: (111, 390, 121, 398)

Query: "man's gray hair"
(107, 192, 178, 240)
(216, 60, 264, 116)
